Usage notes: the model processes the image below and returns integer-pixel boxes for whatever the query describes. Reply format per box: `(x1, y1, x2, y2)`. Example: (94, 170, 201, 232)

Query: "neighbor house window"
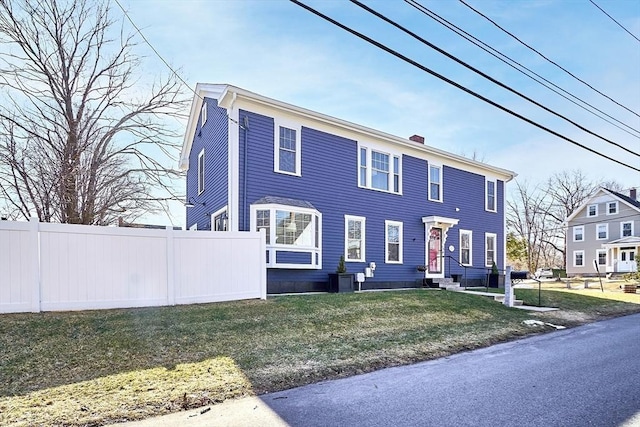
(274, 121, 301, 176)
(573, 250, 584, 267)
(385, 220, 403, 263)
(485, 233, 497, 267)
(573, 226, 584, 242)
(251, 202, 322, 269)
(587, 204, 597, 217)
(486, 179, 497, 212)
(460, 230, 472, 266)
(607, 201, 618, 215)
(596, 223, 608, 240)
(597, 250, 607, 266)
(201, 102, 207, 128)
(197, 149, 205, 194)
(345, 215, 366, 262)
(429, 164, 442, 202)
(358, 145, 401, 194)
(621, 221, 633, 237)
(212, 207, 228, 232)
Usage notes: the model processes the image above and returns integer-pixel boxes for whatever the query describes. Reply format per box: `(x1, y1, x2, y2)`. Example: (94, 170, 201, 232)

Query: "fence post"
(259, 228, 267, 300)
(166, 226, 176, 306)
(503, 266, 513, 308)
(29, 217, 41, 313)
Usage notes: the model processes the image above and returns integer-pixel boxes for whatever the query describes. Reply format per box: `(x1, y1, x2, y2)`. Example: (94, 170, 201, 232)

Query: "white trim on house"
(621, 221, 634, 238)
(428, 163, 443, 202)
(274, 118, 302, 177)
(228, 97, 240, 232)
(606, 201, 618, 215)
(573, 225, 584, 242)
(197, 149, 205, 194)
(459, 229, 472, 266)
(385, 220, 403, 264)
(566, 187, 640, 223)
(201, 102, 207, 128)
(485, 178, 497, 212)
(573, 250, 585, 267)
(357, 142, 403, 195)
(344, 215, 366, 262)
(211, 205, 228, 231)
(485, 232, 497, 267)
(596, 223, 609, 240)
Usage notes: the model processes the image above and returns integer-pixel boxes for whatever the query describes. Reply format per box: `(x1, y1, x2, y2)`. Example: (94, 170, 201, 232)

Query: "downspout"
(242, 115, 249, 231)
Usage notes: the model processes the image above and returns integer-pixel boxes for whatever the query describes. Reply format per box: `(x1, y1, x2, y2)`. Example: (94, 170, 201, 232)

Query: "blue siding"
(186, 98, 228, 230)
(234, 109, 506, 288)
(276, 251, 313, 264)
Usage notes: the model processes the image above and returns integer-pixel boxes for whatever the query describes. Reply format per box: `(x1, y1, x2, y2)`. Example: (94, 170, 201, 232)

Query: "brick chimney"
(409, 134, 425, 144)
(631, 188, 637, 201)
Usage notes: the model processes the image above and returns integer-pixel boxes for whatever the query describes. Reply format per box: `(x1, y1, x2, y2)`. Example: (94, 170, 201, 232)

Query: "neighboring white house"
(565, 187, 639, 277)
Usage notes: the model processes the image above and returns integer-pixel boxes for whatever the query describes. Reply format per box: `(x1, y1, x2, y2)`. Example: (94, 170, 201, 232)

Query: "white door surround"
(422, 216, 459, 278)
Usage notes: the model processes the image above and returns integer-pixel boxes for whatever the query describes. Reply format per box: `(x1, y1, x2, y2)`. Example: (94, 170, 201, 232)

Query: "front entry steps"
(432, 277, 463, 291)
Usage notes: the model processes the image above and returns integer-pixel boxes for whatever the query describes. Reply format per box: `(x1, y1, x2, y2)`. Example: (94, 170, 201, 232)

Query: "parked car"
(534, 268, 554, 279)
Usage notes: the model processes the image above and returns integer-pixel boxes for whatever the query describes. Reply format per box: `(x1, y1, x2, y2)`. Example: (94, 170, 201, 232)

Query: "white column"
(503, 265, 513, 307)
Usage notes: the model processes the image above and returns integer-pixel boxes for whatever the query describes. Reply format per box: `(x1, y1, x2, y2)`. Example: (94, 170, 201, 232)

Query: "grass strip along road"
(1, 285, 638, 426)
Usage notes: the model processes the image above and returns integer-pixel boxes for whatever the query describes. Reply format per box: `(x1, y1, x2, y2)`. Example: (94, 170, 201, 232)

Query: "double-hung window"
(574, 250, 584, 267)
(385, 220, 403, 263)
(621, 221, 633, 237)
(345, 215, 366, 262)
(596, 223, 608, 240)
(212, 206, 228, 231)
(587, 204, 597, 217)
(573, 226, 584, 242)
(485, 233, 497, 267)
(607, 201, 618, 215)
(274, 120, 301, 176)
(251, 202, 321, 269)
(486, 179, 497, 212)
(358, 145, 401, 194)
(201, 102, 207, 128)
(197, 149, 205, 194)
(597, 249, 607, 266)
(428, 164, 442, 202)
(460, 230, 472, 266)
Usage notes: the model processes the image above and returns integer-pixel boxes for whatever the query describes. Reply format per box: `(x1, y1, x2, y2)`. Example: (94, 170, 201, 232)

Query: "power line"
(405, 0, 640, 139)
(113, 0, 243, 129)
(288, 0, 639, 172)
(350, 0, 639, 158)
(459, 0, 640, 119)
(589, 0, 640, 44)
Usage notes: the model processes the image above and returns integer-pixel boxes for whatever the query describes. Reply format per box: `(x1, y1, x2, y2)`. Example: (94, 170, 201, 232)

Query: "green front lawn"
(1, 288, 638, 426)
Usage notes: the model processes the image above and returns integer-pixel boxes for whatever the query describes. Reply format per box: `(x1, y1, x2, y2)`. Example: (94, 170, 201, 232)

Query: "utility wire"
(589, 0, 640, 44)
(113, 0, 242, 129)
(459, 0, 640, 119)
(406, 0, 640, 139)
(289, 0, 639, 172)
(351, 0, 639, 158)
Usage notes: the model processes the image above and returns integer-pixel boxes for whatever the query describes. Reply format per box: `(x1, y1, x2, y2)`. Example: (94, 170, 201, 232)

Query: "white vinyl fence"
(0, 218, 266, 314)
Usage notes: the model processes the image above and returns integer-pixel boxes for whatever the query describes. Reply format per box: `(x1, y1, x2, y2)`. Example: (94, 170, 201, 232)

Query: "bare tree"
(0, 0, 188, 224)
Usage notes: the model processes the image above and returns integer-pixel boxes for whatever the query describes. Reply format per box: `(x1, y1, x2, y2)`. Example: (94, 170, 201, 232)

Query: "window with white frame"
(274, 121, 301, 176)
(201, 102, 207, 128)
(573, 225, 584, 242)
(587, 204, 597, 217)
(486, 179, 497, 212)
(197, 149, 205, 194)
(597, 249, 607, 266)
(460, 230, 472, 266)
(428, 164, 442, 202)
(485, 233, 497, 267)
(358, 145, 401, 194)
(607, 201, 618, 215)
(621, 221, 633, 237)
(345, 215, 366, 262)
(212, 206, 228, 231)
(385, 220, 403, 263)
(573, 250, 584, 267)
(596, 223, 608, 240)
(251, 203, 321, 269)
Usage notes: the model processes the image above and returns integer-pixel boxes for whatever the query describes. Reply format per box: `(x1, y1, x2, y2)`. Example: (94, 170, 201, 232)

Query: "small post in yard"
(503, 266, 514, 307)
(592, 259, 604, 293)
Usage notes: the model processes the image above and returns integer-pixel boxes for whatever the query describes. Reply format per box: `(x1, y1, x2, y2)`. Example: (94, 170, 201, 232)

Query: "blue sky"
(118, 0, 640, 226)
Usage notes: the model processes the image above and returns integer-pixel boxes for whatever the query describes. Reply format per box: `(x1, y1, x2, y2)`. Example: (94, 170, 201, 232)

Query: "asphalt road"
(262, 313, 640, 427)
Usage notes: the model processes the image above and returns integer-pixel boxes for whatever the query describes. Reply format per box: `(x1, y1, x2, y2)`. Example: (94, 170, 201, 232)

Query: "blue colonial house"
(180, 84, 516, 293)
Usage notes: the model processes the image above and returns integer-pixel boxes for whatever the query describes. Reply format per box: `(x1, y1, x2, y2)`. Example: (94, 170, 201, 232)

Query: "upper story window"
(251, 200, 322, 269)
(274, 120, 301, 176)
(460, 230, 472, 266)
(485, 233, 497, 267)
(596, 223, 608, 240)
(201, 102, 207, 128)
(573, 225, 584, 242)
(345, 215, 366, 262)
(607, 201, 618, 215)
(428, 164, 442, 202)
(358, 144, 401, 194)
(621, 221, 633, 237)
(587, 204, 597, 217)
(385, 220, 403, 263)
(197, 149, 205, 194)
(486, 179, 497, 212)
